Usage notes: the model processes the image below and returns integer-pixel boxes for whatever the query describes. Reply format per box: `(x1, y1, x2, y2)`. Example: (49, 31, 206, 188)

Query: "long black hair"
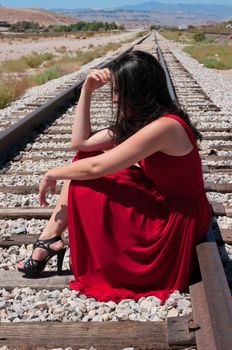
(109, 50, 201, 145)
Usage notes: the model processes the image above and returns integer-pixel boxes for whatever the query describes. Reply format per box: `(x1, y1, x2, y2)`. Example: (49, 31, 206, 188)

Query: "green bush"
(150, 25, 161, 30)
(50, 21, 124, 33)
(10, 21, 43, 32)
(193, 32, 206, 42)
(34, 67, 61, 85)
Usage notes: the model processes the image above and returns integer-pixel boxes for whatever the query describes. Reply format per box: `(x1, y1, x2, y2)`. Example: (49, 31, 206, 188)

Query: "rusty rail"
(190, 239, 232, 350)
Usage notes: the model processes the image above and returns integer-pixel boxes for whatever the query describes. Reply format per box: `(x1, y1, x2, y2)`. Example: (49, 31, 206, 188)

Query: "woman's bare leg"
(17, 180, 70, 268)
(39, 180, 70, 240)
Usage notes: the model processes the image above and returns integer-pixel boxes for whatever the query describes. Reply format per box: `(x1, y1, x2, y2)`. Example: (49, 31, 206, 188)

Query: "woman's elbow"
(89, 161, 106, 179)
(70, 141, 85, 151)
(70, 142, 77, 151)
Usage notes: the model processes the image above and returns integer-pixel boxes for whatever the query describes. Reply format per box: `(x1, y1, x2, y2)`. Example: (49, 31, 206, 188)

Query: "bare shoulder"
(137, 116, 180, 138)
(153, 116, 181, 128)
(148, 116, 188, 137)
(154, 116, 194, 155)
(116, 116, 179, 155)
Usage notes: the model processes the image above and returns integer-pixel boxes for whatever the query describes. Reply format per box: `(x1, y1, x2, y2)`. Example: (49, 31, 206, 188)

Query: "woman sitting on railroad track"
(17, 50, 210, 303)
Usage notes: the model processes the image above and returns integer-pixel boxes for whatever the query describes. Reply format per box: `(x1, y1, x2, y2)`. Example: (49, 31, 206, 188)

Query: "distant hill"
(51, 2, 232, 26)
(0, 7, 78, 26)
(119, 1, 232, 18)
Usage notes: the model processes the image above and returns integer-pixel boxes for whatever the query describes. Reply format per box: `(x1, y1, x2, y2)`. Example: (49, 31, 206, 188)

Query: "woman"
(18, 50, 210, 303)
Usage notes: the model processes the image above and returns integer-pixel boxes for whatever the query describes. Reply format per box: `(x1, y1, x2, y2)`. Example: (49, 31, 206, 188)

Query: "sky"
(1, 0, 232, 9)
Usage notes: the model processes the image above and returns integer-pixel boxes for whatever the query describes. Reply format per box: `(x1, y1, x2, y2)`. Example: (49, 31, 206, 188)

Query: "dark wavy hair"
(109, 50, 201, 145)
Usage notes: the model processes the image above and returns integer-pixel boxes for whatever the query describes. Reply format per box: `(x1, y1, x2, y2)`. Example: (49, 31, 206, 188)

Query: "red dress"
(68, 114, 210, 303)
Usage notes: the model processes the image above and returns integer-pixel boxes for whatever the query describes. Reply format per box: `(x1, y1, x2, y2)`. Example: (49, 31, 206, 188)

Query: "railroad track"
(0, 32, 231, 349)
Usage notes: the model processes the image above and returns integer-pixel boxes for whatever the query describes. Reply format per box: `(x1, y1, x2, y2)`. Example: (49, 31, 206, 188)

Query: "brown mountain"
(0, 7, 78, 26)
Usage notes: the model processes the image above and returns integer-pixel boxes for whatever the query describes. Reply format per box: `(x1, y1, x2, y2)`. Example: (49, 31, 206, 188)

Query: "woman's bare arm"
(71, 68, 114, 151)
(70, 88, 92, 149)
(39, 118, 187, 206)
(74, 127, 114, 152)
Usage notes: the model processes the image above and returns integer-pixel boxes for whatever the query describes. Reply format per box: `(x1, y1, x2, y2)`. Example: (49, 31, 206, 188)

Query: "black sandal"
(18, 236, 66, 277)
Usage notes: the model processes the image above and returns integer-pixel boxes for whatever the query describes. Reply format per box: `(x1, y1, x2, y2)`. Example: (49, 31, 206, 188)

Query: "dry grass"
(46, 42, 122, 73)
(0, 30, 113, 42)
(55, 46, 68, 54)
(183, 44, 232, 69)
(0, 33, 141, 109)
(0, 75, 34, 109)
(0, 52, 54, 73)
(159, 30, 197, 43)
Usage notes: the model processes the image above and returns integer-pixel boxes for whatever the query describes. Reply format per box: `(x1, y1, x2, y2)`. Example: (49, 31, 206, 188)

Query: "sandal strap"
(19, 235, 65, 276)
(34, 236, 63, 255)
(24, 256, 39, 269)
(37, 236, 62, 245)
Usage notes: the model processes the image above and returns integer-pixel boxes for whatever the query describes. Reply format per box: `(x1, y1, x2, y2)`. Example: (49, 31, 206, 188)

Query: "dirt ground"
(0, 31, 139, 62)
(214, 68, 232, 77)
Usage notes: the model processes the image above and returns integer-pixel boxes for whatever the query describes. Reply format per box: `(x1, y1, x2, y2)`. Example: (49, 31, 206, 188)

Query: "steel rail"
(192, 241, 232, 350)
(155, 34, 178, 105)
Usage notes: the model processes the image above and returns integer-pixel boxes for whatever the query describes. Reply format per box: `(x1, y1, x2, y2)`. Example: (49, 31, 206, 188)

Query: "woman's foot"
(17, 236, 65, 276)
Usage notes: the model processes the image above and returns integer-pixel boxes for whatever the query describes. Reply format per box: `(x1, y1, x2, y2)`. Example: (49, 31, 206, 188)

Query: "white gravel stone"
(167, 308, 179, 318)
(0, 286, 193, 323)
(206, 192, 232, 205)
(203, 173, 232, 184)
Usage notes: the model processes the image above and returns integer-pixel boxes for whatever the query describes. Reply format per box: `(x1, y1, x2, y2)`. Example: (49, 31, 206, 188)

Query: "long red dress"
(68, 114, 210, 303)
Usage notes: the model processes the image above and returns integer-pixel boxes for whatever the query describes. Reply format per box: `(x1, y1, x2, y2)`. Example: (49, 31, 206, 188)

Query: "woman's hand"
(82, 68, 111, 94)
(39, 173, 56, 207)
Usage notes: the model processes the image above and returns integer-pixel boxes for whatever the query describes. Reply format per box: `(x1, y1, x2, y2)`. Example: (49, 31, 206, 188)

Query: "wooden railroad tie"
(1, 205, 231, 221)
(0, 181, 232, 194)
(0, 320, 173, 350)
(1, 228, 232, 248)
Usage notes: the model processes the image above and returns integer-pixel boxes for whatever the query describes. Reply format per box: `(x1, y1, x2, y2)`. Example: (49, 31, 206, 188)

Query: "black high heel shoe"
(18, 236, 66, 277)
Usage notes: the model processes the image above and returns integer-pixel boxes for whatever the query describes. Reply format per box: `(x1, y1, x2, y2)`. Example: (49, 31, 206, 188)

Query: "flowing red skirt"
(67, 152, 210, 303)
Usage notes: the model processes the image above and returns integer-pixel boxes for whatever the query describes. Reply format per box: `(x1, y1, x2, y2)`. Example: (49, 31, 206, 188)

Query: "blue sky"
(1, 0, 232, 9)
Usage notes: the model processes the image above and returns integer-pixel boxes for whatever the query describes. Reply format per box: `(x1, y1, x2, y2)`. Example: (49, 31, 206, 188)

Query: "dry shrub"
(0, 52, 54, 73)
(13, 75, 34, 99)
(0, 75, 34, 109)
(60, 63, 80, 75)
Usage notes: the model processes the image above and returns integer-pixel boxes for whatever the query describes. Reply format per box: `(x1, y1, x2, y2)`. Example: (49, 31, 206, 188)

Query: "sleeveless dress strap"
(162, 114, 197, 147)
